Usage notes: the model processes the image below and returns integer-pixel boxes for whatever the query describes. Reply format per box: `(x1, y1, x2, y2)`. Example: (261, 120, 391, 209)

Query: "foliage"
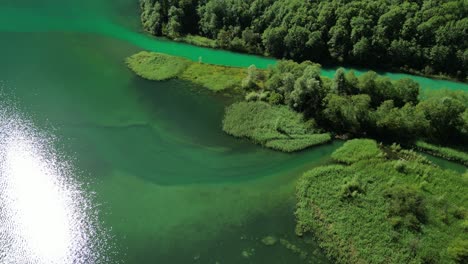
(222, 101, 331, 152)
(322, 94, 371, 134)
(296, 140, 468, 263)
(139, 0, 468, 80)
(384, 185, 427, 232)
(415, 141, 468, 166)
(447, 239, 468, 264)
(262, 60, 468, 145)
(372, 100, 429, 141)
(417, 89, 468, 140)
(331, 139, 383, 164)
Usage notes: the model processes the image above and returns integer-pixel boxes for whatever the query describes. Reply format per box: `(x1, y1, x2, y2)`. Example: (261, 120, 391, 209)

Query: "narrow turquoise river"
(0, 1, 466, 264)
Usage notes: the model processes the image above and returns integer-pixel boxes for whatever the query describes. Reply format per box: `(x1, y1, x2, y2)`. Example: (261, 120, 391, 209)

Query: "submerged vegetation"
(296, 139, 468, 263)
(222, 102, 331, 152)
(140, 0, 468, 81)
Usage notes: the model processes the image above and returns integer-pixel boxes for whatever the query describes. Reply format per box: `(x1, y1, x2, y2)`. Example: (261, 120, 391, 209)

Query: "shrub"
(447, 239, 468, 263)
(245, 92, 259, 101)
(268, 91, 283, 105)
(384, 185, 427, 232)
(340, 176, 364, 200)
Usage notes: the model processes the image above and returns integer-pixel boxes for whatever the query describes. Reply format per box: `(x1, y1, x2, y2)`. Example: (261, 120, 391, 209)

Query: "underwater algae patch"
(96, 167, 299, 257)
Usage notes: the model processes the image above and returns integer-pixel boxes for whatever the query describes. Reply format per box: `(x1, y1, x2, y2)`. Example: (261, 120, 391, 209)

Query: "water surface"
(0, 1, 466, 263)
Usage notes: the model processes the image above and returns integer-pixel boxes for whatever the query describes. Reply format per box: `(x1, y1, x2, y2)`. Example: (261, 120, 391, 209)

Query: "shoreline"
(153, 33, 467, 85)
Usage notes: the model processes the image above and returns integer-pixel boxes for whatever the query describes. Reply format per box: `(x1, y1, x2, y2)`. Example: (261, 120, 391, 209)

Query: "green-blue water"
(0, 1, 466, 264)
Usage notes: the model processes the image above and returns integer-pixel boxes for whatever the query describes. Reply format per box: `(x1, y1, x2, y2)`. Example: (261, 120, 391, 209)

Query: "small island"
(296, 139, 468, 263)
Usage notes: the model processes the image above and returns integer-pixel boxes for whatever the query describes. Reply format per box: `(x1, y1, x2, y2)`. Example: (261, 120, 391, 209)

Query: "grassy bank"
(296, 139, 468, 263)
(175, 35, 218, 49)
(222, 101, 331, 152)
(415, 141, 468, 166)
(126, 51, 246, 91)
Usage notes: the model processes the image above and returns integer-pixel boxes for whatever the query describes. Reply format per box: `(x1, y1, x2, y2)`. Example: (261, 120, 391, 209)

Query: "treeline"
(139, 0, 468, 80)
(243, 60, 468, 145)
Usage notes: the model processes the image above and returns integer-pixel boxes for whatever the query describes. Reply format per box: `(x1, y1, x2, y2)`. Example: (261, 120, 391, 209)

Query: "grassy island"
(415, 141, 468, 166)
(222, 101, 331, 152)
(296, 139, 468, 263)
(126, 51, 247, 91)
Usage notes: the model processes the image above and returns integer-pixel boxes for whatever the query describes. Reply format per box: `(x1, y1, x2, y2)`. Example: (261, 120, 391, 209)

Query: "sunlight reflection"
(0, 110, 106, 263)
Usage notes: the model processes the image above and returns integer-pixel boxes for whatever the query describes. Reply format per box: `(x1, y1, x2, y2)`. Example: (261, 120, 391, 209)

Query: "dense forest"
(139, 0, 468, 80)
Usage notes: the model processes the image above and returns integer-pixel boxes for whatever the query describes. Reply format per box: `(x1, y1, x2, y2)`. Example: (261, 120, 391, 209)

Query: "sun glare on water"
(0, 109, 107, 263)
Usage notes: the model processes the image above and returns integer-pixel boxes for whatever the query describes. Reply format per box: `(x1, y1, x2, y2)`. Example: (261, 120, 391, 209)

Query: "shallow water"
(0, 1, 466, 264)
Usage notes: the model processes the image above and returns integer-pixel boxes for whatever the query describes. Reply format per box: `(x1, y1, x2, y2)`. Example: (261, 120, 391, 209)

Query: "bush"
(268, 91, 283, 105)
(447, 239, 468, 263)
(384, 185, 427, 232)
(340, 177, 364, 200)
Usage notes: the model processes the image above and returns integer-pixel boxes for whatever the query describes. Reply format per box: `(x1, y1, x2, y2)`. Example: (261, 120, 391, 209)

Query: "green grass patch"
(222, 101, 331, 152)
(331, 138, 384, 164)
(125, 51, 191, 81)
(126, 51, 246, 91)
(180, 63, 245, 91)
(296, 139, 468, 263)
(415, 141, 468, 166)
(176, 35, 218, 48)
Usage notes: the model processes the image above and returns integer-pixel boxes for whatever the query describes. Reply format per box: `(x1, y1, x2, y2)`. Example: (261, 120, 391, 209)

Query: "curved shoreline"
(0, 6, 467, 91)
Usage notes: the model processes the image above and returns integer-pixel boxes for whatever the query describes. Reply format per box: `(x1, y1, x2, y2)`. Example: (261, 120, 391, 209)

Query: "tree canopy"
(140, 0, 468, 80)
